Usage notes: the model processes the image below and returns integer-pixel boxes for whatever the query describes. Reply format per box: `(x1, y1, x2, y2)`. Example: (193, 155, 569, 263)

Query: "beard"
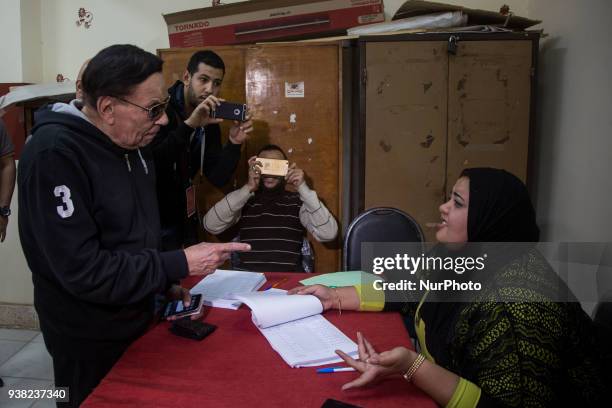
(259, 177, 286, 194)
(185, 83, 202, 110)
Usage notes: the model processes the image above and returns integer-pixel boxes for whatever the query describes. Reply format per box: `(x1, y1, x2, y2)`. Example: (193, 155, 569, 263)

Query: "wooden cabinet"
(158, 43, 343, 272)
(353, 33, 539, 240)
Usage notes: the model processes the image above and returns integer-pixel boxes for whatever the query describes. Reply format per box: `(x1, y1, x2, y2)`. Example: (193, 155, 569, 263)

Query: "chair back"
(343, 207, 425, 271)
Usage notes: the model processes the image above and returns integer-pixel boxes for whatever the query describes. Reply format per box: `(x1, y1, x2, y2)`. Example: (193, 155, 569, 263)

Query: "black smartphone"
(321, 399, 362, 408)
(211, 101, 247, 121)
(162, 294, 203, 319)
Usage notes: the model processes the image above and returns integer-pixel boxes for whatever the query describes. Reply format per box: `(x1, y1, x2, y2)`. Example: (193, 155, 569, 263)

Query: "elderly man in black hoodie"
(151, 50, 253, 251)
(18, 44, 250, 407)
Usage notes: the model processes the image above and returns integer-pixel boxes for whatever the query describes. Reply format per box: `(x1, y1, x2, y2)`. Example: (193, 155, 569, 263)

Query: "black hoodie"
(18, 106, 188, 356)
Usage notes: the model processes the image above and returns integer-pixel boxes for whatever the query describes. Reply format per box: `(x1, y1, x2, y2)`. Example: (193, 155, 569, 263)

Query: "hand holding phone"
(162, 293, 203, 320)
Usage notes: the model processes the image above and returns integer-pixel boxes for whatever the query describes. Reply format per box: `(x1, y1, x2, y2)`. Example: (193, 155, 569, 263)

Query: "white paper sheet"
(189, 269, 266, 310)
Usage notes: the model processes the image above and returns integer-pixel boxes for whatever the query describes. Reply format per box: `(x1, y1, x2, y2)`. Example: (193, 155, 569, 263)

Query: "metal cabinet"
(352, 32, 539, 240)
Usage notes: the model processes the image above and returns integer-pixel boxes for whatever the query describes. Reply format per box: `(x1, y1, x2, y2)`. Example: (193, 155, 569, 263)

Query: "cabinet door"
(246, 44, 341, 272)
(363, 41, 448, 241)
(447, 40, 532, 185)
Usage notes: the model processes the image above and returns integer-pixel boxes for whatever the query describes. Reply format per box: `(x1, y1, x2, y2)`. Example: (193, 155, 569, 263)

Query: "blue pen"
(316, 367, 356, 373)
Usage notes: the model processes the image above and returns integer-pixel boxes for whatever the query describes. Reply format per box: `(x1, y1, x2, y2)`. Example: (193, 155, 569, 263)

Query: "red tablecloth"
(83, 273, 436, 408)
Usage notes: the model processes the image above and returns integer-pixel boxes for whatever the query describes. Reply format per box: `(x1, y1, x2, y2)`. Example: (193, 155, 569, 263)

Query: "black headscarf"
(461, 168, 540, 243)
(420, 169, 541, 362)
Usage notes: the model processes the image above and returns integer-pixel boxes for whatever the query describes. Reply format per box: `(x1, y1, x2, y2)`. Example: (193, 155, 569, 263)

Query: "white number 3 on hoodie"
(54, 185, 74, 218)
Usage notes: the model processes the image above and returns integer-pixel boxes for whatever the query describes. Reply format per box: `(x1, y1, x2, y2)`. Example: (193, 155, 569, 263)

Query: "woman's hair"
(460, 168, 539, 242)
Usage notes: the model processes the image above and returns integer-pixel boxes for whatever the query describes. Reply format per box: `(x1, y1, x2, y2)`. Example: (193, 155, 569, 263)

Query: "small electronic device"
(210, 101, 247, 121)
(162, 294, 203, 320)
(321, 399, 363, 408)
(169, 318, 217, 341)
(256, 157, 289, 177)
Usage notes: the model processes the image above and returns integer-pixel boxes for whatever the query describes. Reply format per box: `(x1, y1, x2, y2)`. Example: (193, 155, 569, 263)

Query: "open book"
(233, 290, 358, 367)
(190, 269, 266, 310)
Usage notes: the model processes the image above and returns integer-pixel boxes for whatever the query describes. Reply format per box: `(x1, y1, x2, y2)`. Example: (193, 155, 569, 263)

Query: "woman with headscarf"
(289, 168, 606, 407)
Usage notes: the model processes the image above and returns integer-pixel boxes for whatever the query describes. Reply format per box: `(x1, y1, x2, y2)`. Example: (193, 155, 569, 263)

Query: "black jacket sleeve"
(197, 124, 242, 187)
(20, 146, 188, 305)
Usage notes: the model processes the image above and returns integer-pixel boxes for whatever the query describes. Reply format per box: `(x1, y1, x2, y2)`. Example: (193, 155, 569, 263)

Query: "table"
(83, 273, 436, 408)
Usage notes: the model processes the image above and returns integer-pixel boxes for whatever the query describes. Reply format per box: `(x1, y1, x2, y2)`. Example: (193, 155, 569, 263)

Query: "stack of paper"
(190, 269, 266, 310)
(233, 290, 358, 367)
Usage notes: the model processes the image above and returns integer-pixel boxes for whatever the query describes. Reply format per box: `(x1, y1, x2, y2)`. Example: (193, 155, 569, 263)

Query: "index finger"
(197, 99, 212, 113)
(216, 242, 251, 253)
(287, 285, 306, 295)
(207, 95, 223, 105)
(287, 285, 318, 295)
(356, 332, 369, 362)
(335, 349, 363, 371)
(362, 335, 378, 357)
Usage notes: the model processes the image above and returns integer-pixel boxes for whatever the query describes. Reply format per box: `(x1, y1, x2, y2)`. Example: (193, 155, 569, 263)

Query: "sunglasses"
(116, 96, 170, 120)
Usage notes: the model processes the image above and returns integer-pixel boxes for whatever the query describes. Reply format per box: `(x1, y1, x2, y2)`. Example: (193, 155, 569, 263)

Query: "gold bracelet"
(333, 288, 342, 316)
(403, 353, 425, 382)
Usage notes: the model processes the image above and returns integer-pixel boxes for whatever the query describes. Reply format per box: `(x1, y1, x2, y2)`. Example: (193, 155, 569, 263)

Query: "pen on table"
(316, 367, 357, 373)
(263, 277, 289, 291)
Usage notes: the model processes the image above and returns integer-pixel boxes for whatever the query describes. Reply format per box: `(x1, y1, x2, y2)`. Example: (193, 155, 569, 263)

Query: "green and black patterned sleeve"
(449, 299, 603, 407)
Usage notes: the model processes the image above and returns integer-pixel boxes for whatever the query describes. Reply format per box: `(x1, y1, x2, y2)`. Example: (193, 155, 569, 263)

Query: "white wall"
(20, 0, 42, 83)
(40, 0, 242, 82)
(0, 0, 24, 82)
(529, 0, 612, 242)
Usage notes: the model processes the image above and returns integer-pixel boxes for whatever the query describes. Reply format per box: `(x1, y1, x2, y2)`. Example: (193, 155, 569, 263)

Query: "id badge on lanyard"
(186, 185, 196, 218)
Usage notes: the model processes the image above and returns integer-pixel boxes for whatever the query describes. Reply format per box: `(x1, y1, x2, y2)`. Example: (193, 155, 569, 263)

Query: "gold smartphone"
(256, 157, 289, 177)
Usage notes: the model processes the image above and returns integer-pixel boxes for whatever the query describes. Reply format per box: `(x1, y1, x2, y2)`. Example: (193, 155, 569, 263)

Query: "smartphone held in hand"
(162, 294, 203, 319)
(211, 101, 247, 121)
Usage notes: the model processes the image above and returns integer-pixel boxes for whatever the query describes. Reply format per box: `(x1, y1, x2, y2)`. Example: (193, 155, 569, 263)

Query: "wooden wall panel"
(245, 44, 341, 272)
(447, 40, 532, 185)
(364, 42, 448, 241)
